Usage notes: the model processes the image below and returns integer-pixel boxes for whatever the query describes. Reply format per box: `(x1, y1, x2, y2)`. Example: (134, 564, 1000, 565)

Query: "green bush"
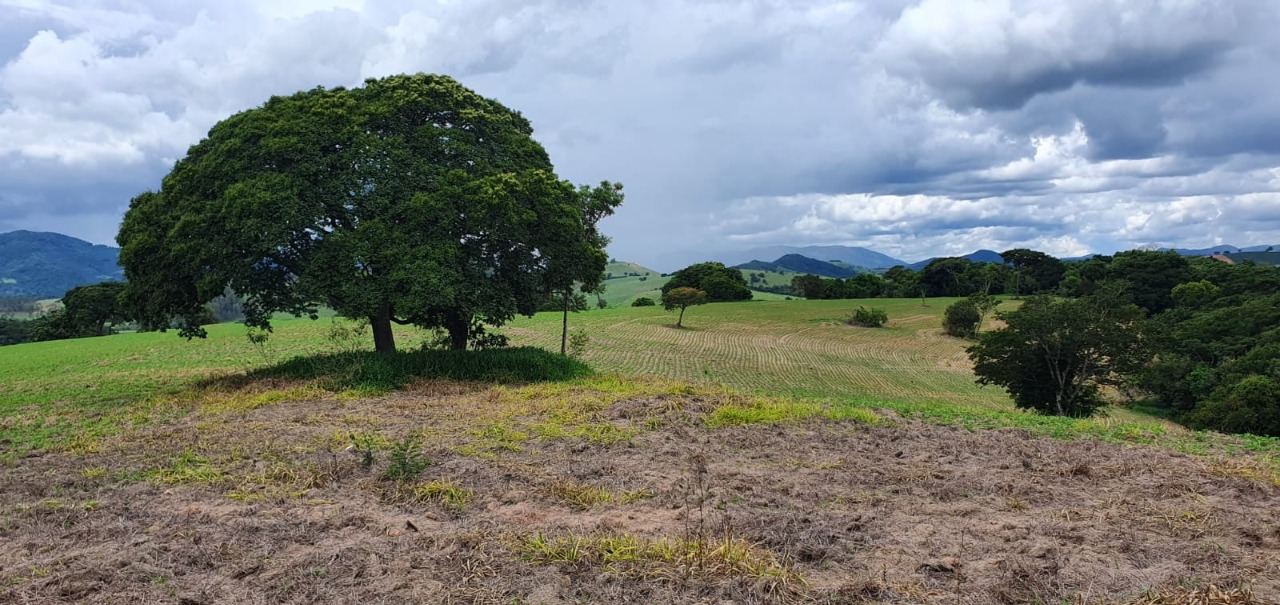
(943, 300, 981, 338)
(631, 297, 656, 307)
(382, 435, 430, 482)
(847, 306, 888, 327)
(1184, 375, 1280, 437)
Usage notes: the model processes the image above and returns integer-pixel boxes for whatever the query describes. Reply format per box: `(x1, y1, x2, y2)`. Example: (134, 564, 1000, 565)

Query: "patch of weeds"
(464, 423, 529, 454)
(381, 435, 430, 482)
(147, 449, 225, 485)
(413, 479, 471, 511)
(531, 421, 636, 445)
(517, 531, 802, 586)
(706, 397, 882, 428)
(79, 466, 108, 480)
(1208, 458, 1280, 487)
(548, 481, 655, 509)
(348, 431, 383, 469)
(201, 384, 325, 414)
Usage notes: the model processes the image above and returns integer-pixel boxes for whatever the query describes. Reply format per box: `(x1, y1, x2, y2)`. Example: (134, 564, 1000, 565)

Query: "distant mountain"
(1162, 244, 1280, 256)
(0, 231, 123, 298)
(735, 254, 859, 279)
(722, 245, 905, 270)
(905, 249, 1005, 271)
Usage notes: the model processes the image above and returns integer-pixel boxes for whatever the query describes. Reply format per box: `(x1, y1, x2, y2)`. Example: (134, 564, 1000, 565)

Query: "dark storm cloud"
(1, 0, 1279, 269)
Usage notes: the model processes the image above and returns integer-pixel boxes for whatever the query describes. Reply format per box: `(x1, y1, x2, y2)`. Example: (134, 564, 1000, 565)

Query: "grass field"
(7, 296, 1268, 459)
(4, 298, 1280, 602)
(598, 274, 793, 307)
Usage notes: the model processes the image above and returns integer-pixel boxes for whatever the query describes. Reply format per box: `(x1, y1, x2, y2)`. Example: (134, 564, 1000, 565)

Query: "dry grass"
(2, 376, 1278, 604)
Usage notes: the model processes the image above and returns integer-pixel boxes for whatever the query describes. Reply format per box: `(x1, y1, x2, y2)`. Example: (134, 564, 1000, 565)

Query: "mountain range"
(0, 231, 123, 298)
(3, 229, 1278, 301)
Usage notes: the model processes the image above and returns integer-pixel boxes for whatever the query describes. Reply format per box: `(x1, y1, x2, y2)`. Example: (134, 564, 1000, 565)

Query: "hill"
(733, 254, 858, 279)
(0, 230, 123, 298)
(1223, 251, 1280, 266)
(604, 261, 659, 280)
(721, 245, 905, 269)
(1163, 244, 1280, 256)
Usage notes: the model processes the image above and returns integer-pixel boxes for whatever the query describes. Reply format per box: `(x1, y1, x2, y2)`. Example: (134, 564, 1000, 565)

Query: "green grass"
(0, 317, 586, 454)
(508, 298, 1010, 406)
(5, 297, 1279, 464)
(738, 268, 799, 290)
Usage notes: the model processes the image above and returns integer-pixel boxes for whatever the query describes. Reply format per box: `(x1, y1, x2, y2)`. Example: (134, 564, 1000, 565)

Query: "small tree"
(967, 291, 1001, 333)
(631, 297, 656, 307)
(662, 287, 707, 328)
(967, 288, 1149, 417)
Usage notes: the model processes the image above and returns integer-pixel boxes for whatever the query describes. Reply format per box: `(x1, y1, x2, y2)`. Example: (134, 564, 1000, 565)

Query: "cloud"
(1, 0, 1278, 271)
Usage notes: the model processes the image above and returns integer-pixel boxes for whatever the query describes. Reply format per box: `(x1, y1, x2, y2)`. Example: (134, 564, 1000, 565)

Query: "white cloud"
(0, 0, 1278, 269)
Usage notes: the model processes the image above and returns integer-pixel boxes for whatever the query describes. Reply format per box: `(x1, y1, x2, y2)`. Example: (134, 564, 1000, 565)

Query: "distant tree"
(942, 299, 982, 339)
(662, 262, 751, 302)
(0, 317, 31, 346)
(1001, 248, 1065, 295)
(28, 309, 77, 342)
(1108, 250, 1193, 314)
(1058, 255, 1112, 297)
(967, 287, 1149, 417)
(882, 266, 922, 298)
(61, 281, 127, 337)
(921, 257, 975, 297)
(662, 287, 707, 328)
(631, 297, 656, 307)
(790, 274, 826, 299)
(116, 74, 621, 354)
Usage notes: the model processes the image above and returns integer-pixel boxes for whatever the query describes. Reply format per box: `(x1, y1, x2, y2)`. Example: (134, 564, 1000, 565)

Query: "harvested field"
(3, 379, 1277, 604)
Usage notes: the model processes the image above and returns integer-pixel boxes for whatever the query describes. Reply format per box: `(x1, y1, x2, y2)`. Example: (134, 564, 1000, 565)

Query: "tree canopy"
(661, 262, 751, 302)
(118, 74, 621, 353)
(661, 287, 707, 328)
(968, 287, 1149, 417)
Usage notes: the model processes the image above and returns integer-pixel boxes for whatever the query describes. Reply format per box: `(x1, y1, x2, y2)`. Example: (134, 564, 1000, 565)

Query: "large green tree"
(1108, 250, 1192, 314)
(118, 74, 620, 353)
(62, 281, 127, 337)
(661, 262, 751, 302)
(968, 286, 1149, 417)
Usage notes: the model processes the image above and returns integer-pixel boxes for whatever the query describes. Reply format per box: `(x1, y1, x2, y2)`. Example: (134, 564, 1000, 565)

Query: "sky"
(2, 0, 1279, 270)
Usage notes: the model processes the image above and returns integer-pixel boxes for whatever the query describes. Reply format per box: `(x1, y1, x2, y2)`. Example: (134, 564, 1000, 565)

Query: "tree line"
(789, 248, 1066, 299)
(957, 250, 1280, 437)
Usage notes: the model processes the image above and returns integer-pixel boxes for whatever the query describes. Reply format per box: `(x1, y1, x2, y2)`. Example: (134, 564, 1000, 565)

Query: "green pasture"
(5, 297, 1273, 460)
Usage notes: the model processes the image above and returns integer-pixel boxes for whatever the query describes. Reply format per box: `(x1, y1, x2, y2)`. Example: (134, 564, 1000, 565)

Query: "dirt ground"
(2, 380, 1277, 604)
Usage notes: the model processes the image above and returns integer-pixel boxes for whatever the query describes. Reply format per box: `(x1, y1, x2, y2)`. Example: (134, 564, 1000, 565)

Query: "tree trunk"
(677, 306, 685, 328)
(371, 304, 396, 354)
(560, 293, 569, 355)
(445, 310, 469, 351)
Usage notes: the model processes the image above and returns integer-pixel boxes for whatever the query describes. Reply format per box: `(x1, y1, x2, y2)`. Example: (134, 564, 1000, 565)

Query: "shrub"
(631, 297, 656, 307)
(1184, 375, 1280, 437)
(382, 435, 430, 482)
(943, 300, 981, 338)
(568, 328, 590, 359)
(847, 306, 888, 328)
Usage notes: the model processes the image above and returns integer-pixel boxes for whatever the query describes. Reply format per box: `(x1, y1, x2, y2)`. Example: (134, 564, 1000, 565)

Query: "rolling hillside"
(0, 230, 123, 298)
(734, 254, 860, 278)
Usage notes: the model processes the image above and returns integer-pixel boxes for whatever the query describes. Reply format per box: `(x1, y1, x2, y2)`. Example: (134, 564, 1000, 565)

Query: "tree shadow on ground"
(196, 346, 592, 394)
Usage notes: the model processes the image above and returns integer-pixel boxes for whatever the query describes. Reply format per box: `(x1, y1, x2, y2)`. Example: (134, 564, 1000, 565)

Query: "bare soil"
(2, 382, 1277, 604)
